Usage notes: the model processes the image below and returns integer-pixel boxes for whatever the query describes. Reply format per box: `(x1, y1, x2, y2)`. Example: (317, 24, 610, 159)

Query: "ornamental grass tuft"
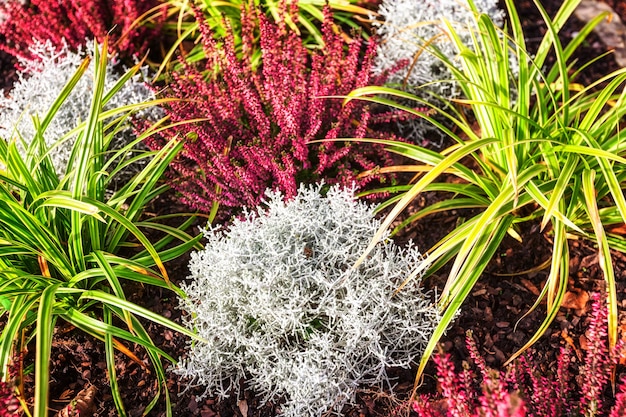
(0, 40, 159, 181)
(175, 183, 440, 417)
(346, 0, 626, 385)
(0, 41, 201, 417)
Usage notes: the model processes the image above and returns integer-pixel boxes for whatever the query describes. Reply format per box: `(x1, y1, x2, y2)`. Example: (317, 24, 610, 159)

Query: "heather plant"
(0, 41, 201, 417)
(151, 0, 378, 79)
(346, 0, 626, 384)
(0, 381, 21, 417)
(0, 39, 160, 182)
(145, 2, 399, 213)
(0, 0, 162, 62)
(412, 293, 626, 416)
(175, 183, 440, 417)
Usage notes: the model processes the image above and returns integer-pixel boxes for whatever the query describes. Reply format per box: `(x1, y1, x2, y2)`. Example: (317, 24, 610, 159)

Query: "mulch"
(2, 1, 626, 416)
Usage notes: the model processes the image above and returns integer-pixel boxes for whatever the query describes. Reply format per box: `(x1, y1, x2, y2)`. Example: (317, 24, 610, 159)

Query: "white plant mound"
(372, 0, 507, 144)
(176, 183, 440, 417)
(0, 40, 157, 176)
(373, 0, 505, 98)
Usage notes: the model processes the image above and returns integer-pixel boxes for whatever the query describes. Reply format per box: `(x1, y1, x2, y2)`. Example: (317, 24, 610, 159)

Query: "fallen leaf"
(238, 399, 248, 416)
(561, 289, 589, 311)
(55, 385, 97, 417)
(561, 329, 582, 360)
(609, 224, 626, 235)
(54, 389, 74, 402)
(520, 278, 540, 296)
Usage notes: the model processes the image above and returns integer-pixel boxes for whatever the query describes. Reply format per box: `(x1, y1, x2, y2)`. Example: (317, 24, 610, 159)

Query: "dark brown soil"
(2, 1, 626, 416)
(0, 49, 17, 95)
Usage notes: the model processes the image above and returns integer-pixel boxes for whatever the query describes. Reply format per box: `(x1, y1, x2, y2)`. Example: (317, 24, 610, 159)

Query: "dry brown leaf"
(609, 224, 626, 235)
(561, 289, 589, 311)
(579, 334, 589, 351)
(55, 385, 97, 417)
(54, 389, 74, 402)
(561, 329, 582, 360)
(238, 399, 249, 416)
(237, 400, 248, 417)
(520, 278, 540, 296)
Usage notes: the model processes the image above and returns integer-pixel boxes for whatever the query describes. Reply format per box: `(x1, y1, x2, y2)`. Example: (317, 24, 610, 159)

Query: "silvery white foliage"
(373, 0, 506, 145)
(0, 39, 159, 177)
(373, 0, 504, 96)
(176, 183, 440, 417)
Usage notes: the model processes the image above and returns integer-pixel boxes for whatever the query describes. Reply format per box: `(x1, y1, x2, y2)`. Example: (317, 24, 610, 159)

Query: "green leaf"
(79, 290, 203, 342)
(104, 306, 127, 416)
(540, 153, 578, 230)
(63, 308, 175, 363)
(34, 283, 61, 417)
(582, 169, 618, 350)
(353, 137, 499, 270)
(33, 194, 105, 222)
(505, 221, 569, 365)
(413, 216, 513, 395)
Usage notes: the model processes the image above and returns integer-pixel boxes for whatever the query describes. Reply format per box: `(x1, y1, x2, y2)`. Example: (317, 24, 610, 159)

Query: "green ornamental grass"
(0, 41, 202, 417)
(344, 0, 626, 391)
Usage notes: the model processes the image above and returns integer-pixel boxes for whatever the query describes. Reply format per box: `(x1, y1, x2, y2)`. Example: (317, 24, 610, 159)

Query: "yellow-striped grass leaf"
(78, 290, 203, 342)
(413, 216, 513, 396)
(582, 169, 618, 350)
(505, 220, 569, 365)
(34, 283, 61, 417)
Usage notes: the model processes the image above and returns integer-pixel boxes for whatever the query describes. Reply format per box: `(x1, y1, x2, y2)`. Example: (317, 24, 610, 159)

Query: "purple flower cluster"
(0, 381, 20, 417)
(413, 293, 626, 416)
(0, 0, 162, 61)
(144, 2, 400, 212)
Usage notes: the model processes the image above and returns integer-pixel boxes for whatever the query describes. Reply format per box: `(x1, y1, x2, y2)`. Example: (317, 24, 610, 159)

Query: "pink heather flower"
(581, 293, 611, 414)
(0, 0, 162, 62)
(610, 376, 626, 417)
(0, 381, 20, 417)
(414, 293, 626, 416)
(480, 375, 526, 417)
(433, 352, 472, 417)
(555, 346, 573, 414)
(142, 1, 404, 214)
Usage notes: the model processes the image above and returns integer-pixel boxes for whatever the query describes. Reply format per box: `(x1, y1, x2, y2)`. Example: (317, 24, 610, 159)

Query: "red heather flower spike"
(0, 381, 20, 417)
(433, 352, 472, 417)
(466, 331, 489, 381)
(610, 376, 626, 417)
(145, 0, 404, 214)
(466, 334, 527, 417)
(479, 373, 526, 417)
(555, 346, 573, 414)
(413, 292, 626, 416)
(581, 292, 611, 414)
(0, 0, 161, 62)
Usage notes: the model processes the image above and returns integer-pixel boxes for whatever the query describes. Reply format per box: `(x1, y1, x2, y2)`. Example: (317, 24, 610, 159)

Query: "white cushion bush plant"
(372, 0, 506, 144)
(175, 183, 440, 417)
(0, 39, 158, 177)
(373, 0, 504, 97)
